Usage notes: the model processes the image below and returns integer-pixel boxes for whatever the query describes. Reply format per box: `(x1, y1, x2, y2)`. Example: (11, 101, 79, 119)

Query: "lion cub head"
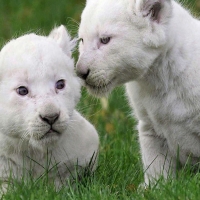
(0, 25, 80, 150)
(77, 0, 172, 96)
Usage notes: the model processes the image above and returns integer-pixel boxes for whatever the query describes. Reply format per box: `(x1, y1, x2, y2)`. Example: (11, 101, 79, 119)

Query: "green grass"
(0, 0, 200, 199)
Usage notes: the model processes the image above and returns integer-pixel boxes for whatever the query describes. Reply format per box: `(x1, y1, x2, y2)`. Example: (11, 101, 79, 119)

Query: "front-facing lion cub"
(0, 25, 99, 192)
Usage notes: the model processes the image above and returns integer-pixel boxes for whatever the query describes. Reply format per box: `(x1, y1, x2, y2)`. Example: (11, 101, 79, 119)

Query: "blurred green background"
(0, 0, 84, 45)
(0, 0, 200, 199)
(0, 0, 200, 42)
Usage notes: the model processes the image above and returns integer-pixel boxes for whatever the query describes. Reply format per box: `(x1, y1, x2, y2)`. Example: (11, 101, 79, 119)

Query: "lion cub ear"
(49, 25, 77, 57)
(135, 0, 171, 23)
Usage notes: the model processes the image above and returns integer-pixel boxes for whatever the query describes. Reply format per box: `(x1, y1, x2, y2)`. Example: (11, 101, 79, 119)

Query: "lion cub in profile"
(77, 0, 200, 185)
(0, 25, 99, 192)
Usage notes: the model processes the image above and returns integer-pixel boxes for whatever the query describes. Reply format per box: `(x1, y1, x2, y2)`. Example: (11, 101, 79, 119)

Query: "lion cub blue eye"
(100, 37, 111, 44)
(17, 86, 29, 96)
(56, 80, 65, 90)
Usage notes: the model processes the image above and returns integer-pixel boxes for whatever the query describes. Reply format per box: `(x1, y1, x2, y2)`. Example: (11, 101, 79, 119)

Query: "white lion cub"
(0, 25, 99, 191)
(77, 0, 200, 184)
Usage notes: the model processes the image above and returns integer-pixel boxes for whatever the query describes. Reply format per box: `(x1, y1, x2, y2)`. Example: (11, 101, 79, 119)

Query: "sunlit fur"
(77, 0, 200, 184)
(0, 25, 99, 192)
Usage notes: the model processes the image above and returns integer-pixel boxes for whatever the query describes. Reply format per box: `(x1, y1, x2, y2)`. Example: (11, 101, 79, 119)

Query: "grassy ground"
(0, 0, 200, 199)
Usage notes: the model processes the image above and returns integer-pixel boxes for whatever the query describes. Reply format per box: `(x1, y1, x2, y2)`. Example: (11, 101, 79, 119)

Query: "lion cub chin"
(0, 25, 99, 192)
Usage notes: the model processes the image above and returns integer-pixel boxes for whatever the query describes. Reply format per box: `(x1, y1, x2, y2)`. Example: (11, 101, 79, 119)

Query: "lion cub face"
(77, 0, 172, 96)
(0, 26, 80, 150)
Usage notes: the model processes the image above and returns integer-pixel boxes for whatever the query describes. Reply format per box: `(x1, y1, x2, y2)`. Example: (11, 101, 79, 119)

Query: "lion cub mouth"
(40, 128, 60, 140)
(85, 77, 116, 96)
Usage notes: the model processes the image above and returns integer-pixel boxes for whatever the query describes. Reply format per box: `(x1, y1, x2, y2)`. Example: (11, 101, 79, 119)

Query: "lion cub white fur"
(0, 25, 99, 190)
(77, 0, 200, 184)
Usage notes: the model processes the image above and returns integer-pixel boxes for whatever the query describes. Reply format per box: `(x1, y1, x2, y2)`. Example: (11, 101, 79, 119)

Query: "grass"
(0, 0, 200, 199)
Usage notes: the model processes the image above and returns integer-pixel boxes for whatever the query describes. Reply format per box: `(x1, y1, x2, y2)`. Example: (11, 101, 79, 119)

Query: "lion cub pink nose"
(40, 113, 60, 125)
(76, 63, 90, 80)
